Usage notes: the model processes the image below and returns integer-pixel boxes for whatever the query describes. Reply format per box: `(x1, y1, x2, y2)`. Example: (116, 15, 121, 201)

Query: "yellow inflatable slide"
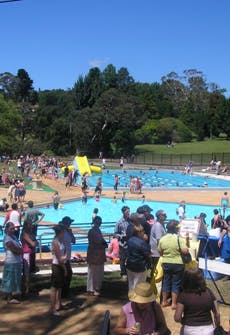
(76, 156, 102, 175)
(61, 156, 102, 175)
(75, 156, 92, 176)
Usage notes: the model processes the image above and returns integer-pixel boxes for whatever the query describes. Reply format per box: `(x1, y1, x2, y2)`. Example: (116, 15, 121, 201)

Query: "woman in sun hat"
(115, 281, 171, 335)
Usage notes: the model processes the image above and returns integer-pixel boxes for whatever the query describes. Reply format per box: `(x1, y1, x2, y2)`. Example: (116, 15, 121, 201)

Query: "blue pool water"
(78, 169, 230, 189)
(0, 198, 226, 251)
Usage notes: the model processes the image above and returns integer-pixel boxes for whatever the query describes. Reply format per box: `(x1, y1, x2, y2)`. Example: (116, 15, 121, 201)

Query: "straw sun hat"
(128, 282, 156, 304)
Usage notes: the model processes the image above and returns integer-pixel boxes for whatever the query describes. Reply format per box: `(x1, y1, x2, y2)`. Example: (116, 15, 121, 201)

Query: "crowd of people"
(1, 194, 229, 332)
(0, 156, 229, 333)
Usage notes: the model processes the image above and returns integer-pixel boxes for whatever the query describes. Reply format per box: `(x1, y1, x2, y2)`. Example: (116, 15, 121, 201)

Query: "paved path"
(0, 264, 120, 279)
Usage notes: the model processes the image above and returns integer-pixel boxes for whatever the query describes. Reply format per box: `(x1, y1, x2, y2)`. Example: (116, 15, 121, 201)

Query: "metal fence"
(133, 152, 230, 167)
(83, 150, 230, 167)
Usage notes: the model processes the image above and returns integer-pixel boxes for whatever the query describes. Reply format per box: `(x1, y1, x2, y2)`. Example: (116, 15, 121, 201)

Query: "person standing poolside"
(126, 224, 151, 290)
(120, 157, 124, 169)
(72, 169, 79, 185)
(158, 220, 189, 310)
(218, 216, 230, 281)
(17, 179, 26, 205)
(149, 210, 167, 273)
(87, 216, 107, 296)
(7, 183, 15, 203)
(21, 220, 37, 295)
(50, 225, 67, 316)
(136, 205, 152, 242)
(2, 222, 23, 304)
(198, 212, 209, 236)
(221, 192, 229, 218)
(177, 201, 186, 221)
(58, 216, 76, 298)
(24, 200, 45, 237)
(102, 158, 106, 169)
(4, 203, 21, 239)
(114, 206, 130, 279)
(24, 200, 45, 272)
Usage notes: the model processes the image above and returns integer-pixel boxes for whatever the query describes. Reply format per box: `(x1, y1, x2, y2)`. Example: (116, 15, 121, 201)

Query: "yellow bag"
(154, 257, 164, 283)
(149, 258, 164, 300)
(185, 259, 198, 269)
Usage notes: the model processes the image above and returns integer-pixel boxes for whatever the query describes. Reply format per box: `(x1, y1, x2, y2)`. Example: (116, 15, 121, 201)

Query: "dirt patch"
(0, 274, 229, 335)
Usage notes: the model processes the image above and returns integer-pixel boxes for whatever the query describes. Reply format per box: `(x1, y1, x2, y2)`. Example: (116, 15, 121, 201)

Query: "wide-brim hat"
(128, 282, 156, 304)
(137, 205, 153, 214)
(58, 216, 74, 226)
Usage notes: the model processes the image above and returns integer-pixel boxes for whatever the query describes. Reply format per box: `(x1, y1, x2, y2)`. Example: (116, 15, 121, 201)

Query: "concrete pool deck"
(0, 171, 229, 209)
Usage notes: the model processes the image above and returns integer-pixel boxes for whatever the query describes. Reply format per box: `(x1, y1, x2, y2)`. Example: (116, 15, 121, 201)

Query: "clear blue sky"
(1, 0, 229, 95)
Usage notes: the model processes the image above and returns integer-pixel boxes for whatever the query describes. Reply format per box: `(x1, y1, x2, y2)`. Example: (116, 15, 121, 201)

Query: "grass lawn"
(135, 140, 230, 165)
(0, 162, 56, 192)
(135, 140, 230, 154)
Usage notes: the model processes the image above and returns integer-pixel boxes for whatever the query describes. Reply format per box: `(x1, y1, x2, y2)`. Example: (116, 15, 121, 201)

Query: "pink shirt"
(109, 238, 119, 257)
(122, 302, 156, 335)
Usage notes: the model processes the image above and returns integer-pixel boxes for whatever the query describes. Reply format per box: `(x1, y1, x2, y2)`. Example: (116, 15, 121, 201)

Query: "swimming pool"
(0, 197, 226, 252)
(77, 170, 230, 189)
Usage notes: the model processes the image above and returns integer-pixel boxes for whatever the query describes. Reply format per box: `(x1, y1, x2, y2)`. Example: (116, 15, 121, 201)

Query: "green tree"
(155, 118, 193, 144)
(0, 93, 20, 153)
(102, 64, 117, 89)
(134, 119, 158, 144)
(0, 72, 18, 100)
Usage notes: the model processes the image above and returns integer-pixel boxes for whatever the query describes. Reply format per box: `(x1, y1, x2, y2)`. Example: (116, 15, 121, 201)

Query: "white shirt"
(7, 210, 21, 227)
(178, 205, 185, 220)
(52, 239, 65, 265)
(4, 235, 21, 264)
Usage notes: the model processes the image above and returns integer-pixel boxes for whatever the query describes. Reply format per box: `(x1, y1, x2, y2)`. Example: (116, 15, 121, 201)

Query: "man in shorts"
(24, 200, 45, 272)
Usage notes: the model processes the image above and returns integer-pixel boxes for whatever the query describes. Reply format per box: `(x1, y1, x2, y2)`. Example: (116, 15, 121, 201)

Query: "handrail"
(37, 231, 115, 259)
(101, 310, 110, 335)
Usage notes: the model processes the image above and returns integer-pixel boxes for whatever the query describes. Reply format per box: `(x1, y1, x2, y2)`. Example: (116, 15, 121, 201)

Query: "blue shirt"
(126, 236, 150, 272)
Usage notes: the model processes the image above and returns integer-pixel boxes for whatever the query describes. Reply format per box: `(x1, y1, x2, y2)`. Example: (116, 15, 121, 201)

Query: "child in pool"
(121, 191, 126, 203)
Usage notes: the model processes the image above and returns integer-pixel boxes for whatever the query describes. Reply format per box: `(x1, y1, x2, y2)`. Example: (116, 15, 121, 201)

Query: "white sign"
(180, 219, 200, 238)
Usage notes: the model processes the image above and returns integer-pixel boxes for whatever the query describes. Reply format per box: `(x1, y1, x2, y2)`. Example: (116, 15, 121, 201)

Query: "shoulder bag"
(177, 236, 192, 264)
